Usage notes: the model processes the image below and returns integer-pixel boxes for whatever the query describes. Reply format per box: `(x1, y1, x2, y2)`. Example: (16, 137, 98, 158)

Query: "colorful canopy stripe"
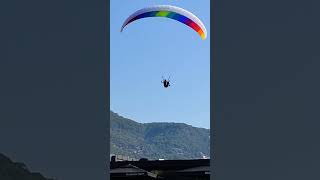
(121, 5, 207, 40)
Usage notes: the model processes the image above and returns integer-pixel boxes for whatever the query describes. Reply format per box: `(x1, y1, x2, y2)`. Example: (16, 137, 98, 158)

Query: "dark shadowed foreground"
(0, 153, 53, 180)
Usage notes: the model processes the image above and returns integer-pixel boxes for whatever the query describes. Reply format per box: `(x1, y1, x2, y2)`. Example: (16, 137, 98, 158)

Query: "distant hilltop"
(110, 111, 210, 160)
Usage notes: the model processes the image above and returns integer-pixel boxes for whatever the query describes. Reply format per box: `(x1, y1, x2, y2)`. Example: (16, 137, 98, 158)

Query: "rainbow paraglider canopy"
(121, 5, 207, 40)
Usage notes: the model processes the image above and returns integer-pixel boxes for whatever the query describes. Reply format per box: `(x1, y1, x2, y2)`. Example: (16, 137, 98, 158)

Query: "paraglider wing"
(120, 5, 207, 40)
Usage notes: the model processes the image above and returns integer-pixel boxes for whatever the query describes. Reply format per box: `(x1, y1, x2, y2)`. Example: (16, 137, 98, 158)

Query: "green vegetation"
(0, 153, 53, 180)
(110, 111, 210, 160)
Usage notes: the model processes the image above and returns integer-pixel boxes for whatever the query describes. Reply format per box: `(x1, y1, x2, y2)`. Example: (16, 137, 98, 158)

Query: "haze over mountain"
(110, 111, 210, 160)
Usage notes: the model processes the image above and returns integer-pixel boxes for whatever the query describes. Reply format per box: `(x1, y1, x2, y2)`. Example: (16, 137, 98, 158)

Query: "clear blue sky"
(110, 0, 210, 129)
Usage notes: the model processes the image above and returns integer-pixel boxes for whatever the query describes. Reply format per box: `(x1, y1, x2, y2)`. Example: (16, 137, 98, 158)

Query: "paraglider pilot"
(161, 77, 170, 88)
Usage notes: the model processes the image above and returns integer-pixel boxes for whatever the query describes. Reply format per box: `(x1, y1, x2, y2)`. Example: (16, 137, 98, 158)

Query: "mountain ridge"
(110, 111, 210, 160)
(111, 111, 209, 130)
